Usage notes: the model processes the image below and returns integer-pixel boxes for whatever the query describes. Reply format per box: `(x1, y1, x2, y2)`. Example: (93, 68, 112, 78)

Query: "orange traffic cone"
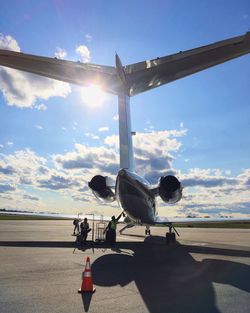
(78, 256, 96, 293)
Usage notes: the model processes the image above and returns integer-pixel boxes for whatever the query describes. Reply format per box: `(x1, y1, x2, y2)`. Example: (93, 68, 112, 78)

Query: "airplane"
(1, 32, 250, 244)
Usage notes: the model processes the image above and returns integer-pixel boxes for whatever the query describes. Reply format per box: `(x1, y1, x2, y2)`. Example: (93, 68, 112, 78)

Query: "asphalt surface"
(0, 220, 249, 313)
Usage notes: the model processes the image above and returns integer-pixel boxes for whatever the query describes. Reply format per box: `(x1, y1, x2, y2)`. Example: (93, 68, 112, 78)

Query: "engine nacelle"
(88, 175, 115, 202)
(159, 175, 182, 204)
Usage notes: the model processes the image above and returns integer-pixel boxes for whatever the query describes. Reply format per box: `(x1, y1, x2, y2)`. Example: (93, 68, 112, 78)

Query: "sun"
(80, 85, 106, 108)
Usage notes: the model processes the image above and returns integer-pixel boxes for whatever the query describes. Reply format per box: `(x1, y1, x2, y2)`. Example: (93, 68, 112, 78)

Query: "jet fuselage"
(116, 169, 156, 224)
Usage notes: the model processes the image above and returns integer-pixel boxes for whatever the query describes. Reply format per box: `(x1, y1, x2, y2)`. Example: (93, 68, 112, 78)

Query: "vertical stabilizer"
(116, 54, 135, 171)
(118, 94, 134, 171)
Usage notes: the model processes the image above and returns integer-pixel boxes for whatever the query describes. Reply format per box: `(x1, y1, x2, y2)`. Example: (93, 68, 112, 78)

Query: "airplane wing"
(0, 49, 122, 95)
(0, 32, 250, 97)
(155, 216, 250, 225)
(125, 32, 250, 96)
(0, 210, 113, 221)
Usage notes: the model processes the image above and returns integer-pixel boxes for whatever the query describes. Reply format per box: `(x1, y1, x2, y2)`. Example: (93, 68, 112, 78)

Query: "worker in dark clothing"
(80, 218, 91, 245)
(73, 218, 80, 235)
(104, 212, 124, 245)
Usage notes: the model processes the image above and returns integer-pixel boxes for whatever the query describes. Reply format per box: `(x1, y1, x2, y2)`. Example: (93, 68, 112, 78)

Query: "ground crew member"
(73, 218, 80, 235)
(80, 218, 91, 245)
(104, 212, 123, 245)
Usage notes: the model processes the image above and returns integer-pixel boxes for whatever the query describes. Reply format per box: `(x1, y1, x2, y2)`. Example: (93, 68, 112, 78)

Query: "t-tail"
(116, 54, 135, 171)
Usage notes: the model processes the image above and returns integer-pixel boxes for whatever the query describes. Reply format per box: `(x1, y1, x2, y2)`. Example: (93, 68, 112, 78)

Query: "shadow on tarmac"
(0, 239, 250, 257)
(90, 236, 250, 313)
(0, 241, 75, 248)
(81, 293, 93, 312)
(0, 237, 249, 312)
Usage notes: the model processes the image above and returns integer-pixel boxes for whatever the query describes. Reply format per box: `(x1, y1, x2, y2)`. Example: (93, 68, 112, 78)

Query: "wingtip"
(115, 53, 122, 68)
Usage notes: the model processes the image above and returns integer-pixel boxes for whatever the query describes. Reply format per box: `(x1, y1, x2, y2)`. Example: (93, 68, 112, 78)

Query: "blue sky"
(0, 0, 250, 217)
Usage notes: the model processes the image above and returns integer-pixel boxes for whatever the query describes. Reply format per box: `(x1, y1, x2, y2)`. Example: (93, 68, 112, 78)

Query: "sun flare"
(80, 85, 106, 108)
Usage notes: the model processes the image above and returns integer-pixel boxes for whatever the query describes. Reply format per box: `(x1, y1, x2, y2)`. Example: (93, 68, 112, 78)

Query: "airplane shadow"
(0, 237, 249, 312)
(0, 238, 249, 257)
(90, 236, 250, 313)
(0, 241, 75, 248)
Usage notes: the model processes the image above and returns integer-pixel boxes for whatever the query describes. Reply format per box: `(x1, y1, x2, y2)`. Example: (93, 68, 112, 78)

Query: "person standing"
(80, 218, 90, 245)
(105, 212, 123, 245)
(73, 218, 80, 235)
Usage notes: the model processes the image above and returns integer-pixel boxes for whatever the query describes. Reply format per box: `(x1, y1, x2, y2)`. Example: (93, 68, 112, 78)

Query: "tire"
(171, 232, 176, 243)
(166, 232, 171, 245)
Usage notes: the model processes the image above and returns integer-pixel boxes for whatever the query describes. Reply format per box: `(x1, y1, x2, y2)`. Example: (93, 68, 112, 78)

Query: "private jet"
(1, 32, 250, 243)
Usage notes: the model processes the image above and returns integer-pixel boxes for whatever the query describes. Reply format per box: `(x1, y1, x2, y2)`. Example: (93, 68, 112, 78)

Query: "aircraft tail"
(116, 55, 135, 171)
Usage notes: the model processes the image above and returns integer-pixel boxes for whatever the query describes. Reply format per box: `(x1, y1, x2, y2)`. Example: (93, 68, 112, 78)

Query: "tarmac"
(0, 220, 249, 313)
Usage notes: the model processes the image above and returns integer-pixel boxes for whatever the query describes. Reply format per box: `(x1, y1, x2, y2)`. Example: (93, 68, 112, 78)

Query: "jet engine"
(159, 175, 182, 203)
(88, 175, 115, 202)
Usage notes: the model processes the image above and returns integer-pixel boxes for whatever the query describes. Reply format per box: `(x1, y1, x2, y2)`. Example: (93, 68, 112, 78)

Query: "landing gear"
(165, 223, 178, 245)
(145, 225, 151, 236)
(166, 232, 176, 244)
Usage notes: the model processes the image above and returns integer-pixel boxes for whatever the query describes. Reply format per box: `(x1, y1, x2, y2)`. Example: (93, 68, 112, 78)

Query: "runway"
(0, 220, 249, 313)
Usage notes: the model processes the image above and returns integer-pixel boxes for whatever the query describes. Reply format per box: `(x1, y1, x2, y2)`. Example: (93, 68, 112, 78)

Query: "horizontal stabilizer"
(1, 32, 249, 97)
(0, 50, 122, 94)
(125, 32, 250, 96)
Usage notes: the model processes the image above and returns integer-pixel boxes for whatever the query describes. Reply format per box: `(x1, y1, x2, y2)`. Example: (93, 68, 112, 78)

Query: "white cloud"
(75, 45, 90, 63)
(54, 143, 119, 177)
(7, 141, 13, 146)
(104, 129, 187, 181)
(85, 34, 92, 42)
(85, 132, 99, 140)
(113, 115, 119, 121)
(0, 34, 71, 108)
(104, 135, 119, 149)
(3, 148, 45, 168)
(35, 125, 43, 130)
(54, 47, 67, 59)
(0, 127, 249, 217)
(0, 33, 20, 52)
(144, 120, 155, 132)
(37, 172, 80, 190)
(0, 67, 71, 108)
(98, 126, 109, 132)
(0, 144, 3, 148)
(0, 183, 16, 193)
(23, 194, 39, 201)
(34, 103, 47, 111)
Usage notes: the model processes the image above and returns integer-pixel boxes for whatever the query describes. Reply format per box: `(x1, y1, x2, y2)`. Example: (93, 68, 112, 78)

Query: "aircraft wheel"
(148, 229, 151, 236)
(166, 232, 171, 245)
(171, 232, 176, 243)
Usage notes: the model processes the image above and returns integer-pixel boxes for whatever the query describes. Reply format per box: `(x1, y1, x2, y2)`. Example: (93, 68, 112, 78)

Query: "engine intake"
(88, 175, 115, 202)
(159, 175, 182, 203)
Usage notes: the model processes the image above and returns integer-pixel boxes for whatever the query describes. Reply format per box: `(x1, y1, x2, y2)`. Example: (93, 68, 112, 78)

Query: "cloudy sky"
(0, 0, 250, 218)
